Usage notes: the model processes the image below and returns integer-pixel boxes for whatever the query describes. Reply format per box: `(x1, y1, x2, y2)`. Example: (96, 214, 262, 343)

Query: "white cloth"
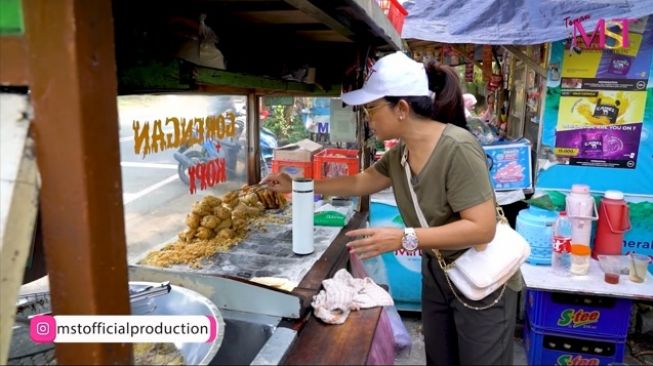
(311, 269, 394, 324)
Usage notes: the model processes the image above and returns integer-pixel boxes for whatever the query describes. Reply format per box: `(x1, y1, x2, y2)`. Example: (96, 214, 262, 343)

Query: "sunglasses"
(362, 102, 390, 118)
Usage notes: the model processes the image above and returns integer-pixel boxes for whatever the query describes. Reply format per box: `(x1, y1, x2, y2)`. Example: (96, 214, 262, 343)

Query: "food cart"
(0, 0, 404, 364)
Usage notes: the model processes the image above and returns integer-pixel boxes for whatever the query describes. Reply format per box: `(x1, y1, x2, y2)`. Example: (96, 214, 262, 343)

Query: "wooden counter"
(280, 211, 395, 365)
(284, 307, 383, 365)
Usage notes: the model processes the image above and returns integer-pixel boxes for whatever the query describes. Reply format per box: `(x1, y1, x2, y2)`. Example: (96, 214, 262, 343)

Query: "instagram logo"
(30, 315, 56, 343)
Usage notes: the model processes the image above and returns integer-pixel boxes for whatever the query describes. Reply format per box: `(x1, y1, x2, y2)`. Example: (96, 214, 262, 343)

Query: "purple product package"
(581, 131, 604, 157)
(608, 55, 632, 75)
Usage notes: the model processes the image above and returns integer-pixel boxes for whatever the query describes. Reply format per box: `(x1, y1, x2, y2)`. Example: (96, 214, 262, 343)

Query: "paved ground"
(394, 311, 528, 365)
(394, 310, 646, 365)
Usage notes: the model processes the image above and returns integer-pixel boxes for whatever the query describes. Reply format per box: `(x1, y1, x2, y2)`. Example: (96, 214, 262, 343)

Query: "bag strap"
(401, 146, 507, 311)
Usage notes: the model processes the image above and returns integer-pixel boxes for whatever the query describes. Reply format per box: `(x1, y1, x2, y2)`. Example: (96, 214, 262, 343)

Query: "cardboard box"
(273, 139, 323, 162)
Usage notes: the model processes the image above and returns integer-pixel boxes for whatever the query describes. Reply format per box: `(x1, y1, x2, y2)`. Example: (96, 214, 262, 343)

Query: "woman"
(262, 51, 520, 365)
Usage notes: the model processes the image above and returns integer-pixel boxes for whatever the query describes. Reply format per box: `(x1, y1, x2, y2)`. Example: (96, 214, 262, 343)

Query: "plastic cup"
(628, 253, 650, 283)
(604, 272, 620, 284)
(597, 255, 624, 284)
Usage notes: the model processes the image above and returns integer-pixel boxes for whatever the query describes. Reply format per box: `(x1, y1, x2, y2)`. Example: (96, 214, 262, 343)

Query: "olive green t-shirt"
(374, 124, 523, 291)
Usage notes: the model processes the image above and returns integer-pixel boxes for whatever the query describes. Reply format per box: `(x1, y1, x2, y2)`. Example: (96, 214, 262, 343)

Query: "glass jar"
(570, 244, 591, 275)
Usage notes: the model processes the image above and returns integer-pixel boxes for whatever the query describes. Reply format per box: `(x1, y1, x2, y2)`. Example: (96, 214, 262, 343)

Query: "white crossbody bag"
(402, 150, 530, 309)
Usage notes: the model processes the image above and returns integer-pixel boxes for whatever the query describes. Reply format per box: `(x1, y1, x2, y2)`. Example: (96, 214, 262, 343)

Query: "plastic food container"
(570, 244, 591, 275)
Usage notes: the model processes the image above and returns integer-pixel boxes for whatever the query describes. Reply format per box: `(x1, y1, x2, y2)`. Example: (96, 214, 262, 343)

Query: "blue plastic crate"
(524, 320, 625, 366)
(516, 206, 558, 265)
(527, 290, 632, 339)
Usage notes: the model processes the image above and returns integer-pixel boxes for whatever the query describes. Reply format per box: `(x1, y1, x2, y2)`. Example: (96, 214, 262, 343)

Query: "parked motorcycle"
(174, 115, 277, 186)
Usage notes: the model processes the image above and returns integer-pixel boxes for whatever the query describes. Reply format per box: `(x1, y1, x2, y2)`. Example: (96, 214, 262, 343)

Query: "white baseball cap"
(341, 51, 430, 106)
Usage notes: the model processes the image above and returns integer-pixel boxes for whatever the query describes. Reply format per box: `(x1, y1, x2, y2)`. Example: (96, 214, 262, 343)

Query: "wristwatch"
(401, 228, 419, 251)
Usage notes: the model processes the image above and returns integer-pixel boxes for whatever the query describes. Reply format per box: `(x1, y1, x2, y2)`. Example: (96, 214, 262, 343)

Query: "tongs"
(15, 281, 172, 322)
(130, 281, 171, 303)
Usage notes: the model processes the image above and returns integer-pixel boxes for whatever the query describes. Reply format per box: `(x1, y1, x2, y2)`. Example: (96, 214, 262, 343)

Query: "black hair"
(385, 62, 468, 130)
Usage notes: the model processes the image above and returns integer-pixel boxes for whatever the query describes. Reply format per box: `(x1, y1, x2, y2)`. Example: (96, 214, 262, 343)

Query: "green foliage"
(263, 105, 308, 145)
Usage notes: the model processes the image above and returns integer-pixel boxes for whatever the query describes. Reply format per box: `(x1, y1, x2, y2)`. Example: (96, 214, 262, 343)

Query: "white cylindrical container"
(566, 184, 597, 247)
(292, 178, 314, 255)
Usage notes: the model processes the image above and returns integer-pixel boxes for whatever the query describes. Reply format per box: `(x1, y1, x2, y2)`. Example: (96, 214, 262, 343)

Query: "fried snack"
(196, 227, 214, 240)
(134, 343, 184, 365)
(223, 190, 239, 203)
(233, 202, 262, 218)
(255, 189, 273, 208)
(185, 213, 201, 229)
(191, 201, 213, 216)
(213, 205, 232, 220)
(224, 199, 239, 209)
(178, 228, 196, 242)
(243, 192, 259, 205)
(232, 218, 247, 231)
(141, 233, 245, 268)
(143, 184, 291, 269)
(216, 228, 235, 239)
(215, 218, 232, 231)
(201, 195, 222, 207)
(200, 215, 220, 229)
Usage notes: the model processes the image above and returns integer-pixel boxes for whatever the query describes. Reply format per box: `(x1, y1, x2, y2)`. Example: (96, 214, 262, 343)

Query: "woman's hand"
(345, 227, 404, 260)
(260, 172, 292, 194)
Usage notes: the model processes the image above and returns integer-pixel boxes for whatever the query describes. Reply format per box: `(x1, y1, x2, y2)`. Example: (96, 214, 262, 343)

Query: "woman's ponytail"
(425, 62, 468, 130)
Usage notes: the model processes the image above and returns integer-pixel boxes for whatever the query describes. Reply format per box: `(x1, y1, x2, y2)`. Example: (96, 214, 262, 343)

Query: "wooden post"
(23, 0, 132, 364)
(0, 36, 29, 85)
(247, 93, 261, 185)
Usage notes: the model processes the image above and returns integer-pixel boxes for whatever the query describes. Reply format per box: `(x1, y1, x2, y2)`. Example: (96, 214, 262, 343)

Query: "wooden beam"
(233, 10, 319, 24)
(23, 0, 132, 364)
(196, 67, 318, 94)
(450, 44, 492, 80)
(0, 36, 29, 85)
(502, 45, 547, 78)
(283, 0, 354, 39)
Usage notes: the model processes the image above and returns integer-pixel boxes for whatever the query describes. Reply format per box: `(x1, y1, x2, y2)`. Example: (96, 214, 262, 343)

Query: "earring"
(399, 115, 404, 121)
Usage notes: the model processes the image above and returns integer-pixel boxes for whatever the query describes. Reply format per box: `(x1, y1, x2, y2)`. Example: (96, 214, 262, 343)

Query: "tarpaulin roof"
(401, 0, 653, 44)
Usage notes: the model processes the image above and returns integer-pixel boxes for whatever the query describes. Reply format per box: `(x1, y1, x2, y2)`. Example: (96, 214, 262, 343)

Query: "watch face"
(403, 239, 418, 251)
(402, 230, 418, 251)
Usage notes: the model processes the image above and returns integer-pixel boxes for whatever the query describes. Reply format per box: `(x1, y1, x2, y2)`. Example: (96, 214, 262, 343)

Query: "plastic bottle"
(292, 178, 314, 255)
(552, 211, 572, 275)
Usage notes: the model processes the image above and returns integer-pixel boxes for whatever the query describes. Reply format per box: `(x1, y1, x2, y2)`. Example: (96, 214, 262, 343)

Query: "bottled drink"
(552, 211, 572, 275)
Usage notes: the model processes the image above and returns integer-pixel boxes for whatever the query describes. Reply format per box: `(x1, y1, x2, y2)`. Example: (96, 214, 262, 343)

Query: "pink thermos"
(593, 190, 631, 259)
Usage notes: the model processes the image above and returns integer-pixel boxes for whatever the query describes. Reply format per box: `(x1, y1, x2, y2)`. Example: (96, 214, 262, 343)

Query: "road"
(117, 95, 246, 263)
